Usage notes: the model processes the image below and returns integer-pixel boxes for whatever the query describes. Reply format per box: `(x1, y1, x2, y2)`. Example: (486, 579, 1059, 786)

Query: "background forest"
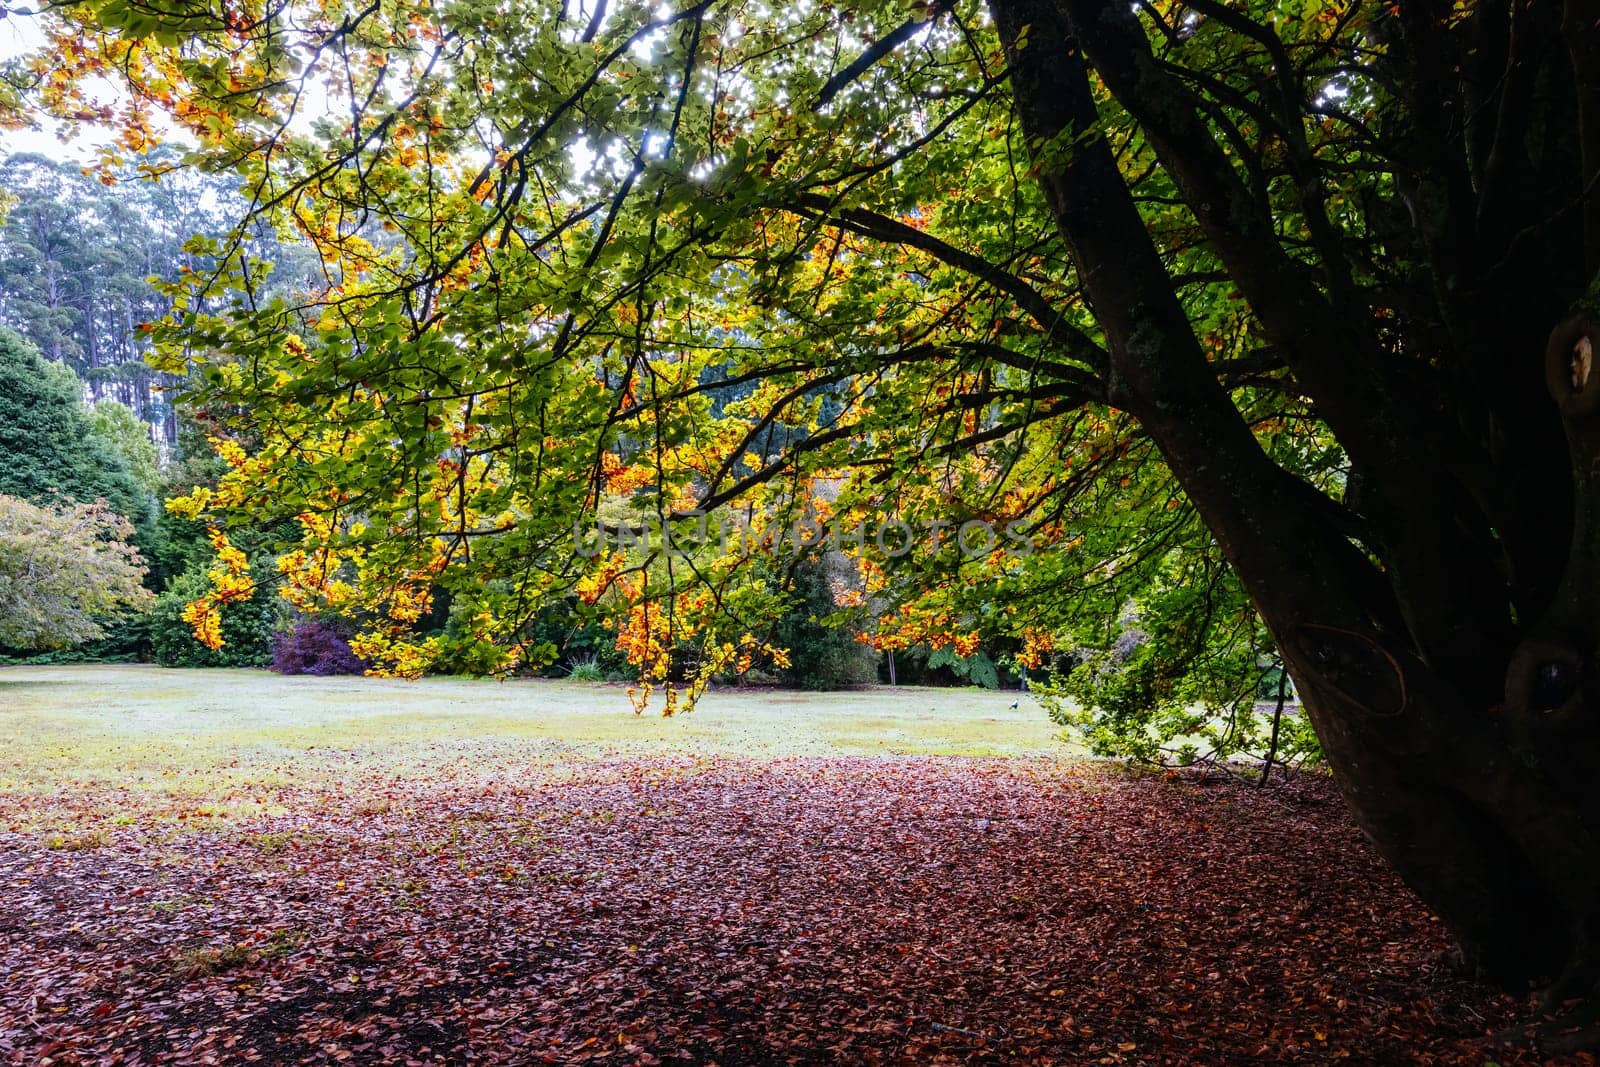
(0, 144, 1306, 773)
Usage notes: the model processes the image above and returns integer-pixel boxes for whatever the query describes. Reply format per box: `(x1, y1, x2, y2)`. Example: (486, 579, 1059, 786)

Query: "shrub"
(271, 616, 368, 675)
(0, 614, 152, 665)
(1036, 581, 1323, 770)
(433, 595, 638, 680)
(0, 494, 154, 651)
(567, 659, 605, 682)
(773, 558, 878, 690)
(524, 597, 637, 679)
(923, 645, 1002, 689)
(150, 563, 280, 668)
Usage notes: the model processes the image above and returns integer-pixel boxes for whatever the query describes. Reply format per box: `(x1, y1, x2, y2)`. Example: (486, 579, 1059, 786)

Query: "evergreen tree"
(87, 399, 162, 496)
(0, 327, 145, 525)
(773, 557, 878, 690)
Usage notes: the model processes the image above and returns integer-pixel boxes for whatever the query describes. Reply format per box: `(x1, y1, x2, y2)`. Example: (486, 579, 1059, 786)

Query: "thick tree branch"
(1059, 0, 1431, 477)
(1057, 0, 1517, 683)
(1567, 0, 1600, 272)
(786, 193, 1108, 376)
(989, 0, 1376, 598)
(812, 1, 956, 110)
(1473, 0, 1546, 241)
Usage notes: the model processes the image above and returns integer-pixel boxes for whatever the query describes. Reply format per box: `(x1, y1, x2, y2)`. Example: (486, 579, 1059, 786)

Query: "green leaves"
(12, 0, 1355, 704)
(0, 494, 154, 650)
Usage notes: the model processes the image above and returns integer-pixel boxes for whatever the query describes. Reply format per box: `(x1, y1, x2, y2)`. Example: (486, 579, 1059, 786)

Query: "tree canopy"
(12, 0, 1600, 1000)
(0, 151, 326, 438)
(0, 493, 154, 650)
(0, 326, 148, 526)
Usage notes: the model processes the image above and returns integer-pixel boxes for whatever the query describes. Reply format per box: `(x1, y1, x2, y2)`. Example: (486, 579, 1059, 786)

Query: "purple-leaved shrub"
(271, 617, 368, 676)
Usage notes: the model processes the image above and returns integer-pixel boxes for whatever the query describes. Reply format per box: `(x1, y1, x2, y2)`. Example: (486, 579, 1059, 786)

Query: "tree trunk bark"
(1258, 670, 1287, 788)
(989, 0, 1600, 996)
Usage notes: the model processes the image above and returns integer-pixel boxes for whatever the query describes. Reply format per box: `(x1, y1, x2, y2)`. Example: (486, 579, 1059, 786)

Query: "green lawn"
(0, 665, 1069, 827)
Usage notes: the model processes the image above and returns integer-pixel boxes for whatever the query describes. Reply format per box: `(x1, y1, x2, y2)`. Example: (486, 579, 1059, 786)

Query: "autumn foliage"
(0, 493, 153, 650)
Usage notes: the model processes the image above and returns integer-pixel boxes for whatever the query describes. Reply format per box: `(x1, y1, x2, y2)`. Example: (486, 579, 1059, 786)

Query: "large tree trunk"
(989, 0, 1600, 998)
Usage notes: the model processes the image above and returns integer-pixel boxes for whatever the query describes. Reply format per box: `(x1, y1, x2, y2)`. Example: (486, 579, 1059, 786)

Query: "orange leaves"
(833, 584, 866, 609)
(1016, 629, 1056, 671)
(613, 597, 674, 709)
(180, 596, 225, 650)
(896, 208, 930, 232)
(180, 528, 254, 651)
(601, 453, 653, 495)
(0, 745, 1538, 1065)
(580, 558, 788, 715)
(866, 600, 979, 660)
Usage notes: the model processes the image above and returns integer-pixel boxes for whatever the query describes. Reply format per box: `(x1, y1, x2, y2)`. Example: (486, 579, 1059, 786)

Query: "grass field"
(0, 666, 1539, 1065)
(0, 665, 1067, 829)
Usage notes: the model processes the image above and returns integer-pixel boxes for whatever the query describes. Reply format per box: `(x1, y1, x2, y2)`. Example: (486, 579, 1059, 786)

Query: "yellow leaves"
(178, 529, 255, 650)
(294, 510, 333, 540)
(383, 582, 433, 624)
(182, 597, 225, 650)
(350, 632, 442, 679)
(213, 436, 249, 469)
(206, 529, 254, 603)
(277, 547, 357, 612)
(576, 552, 627, 606)
(166, 485, 214, 521)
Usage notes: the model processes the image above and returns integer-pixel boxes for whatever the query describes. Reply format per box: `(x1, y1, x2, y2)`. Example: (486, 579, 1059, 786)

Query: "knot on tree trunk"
(1292, 624, 1408, 719)
(1505, 637, 1590, 720)
(1546, 316, 1600, 416)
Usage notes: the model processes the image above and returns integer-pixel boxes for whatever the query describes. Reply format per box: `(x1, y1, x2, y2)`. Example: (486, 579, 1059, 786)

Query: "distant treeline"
(0, 150, 316, 441)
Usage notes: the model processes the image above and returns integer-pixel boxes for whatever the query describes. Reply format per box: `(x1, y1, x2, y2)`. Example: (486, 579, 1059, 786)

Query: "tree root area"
(1, 759, 1588, 1065)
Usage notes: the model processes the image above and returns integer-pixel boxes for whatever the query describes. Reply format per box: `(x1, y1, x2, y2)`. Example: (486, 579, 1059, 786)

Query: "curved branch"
(812, 0, 956, 110)
(785, 193, 1108, 375)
